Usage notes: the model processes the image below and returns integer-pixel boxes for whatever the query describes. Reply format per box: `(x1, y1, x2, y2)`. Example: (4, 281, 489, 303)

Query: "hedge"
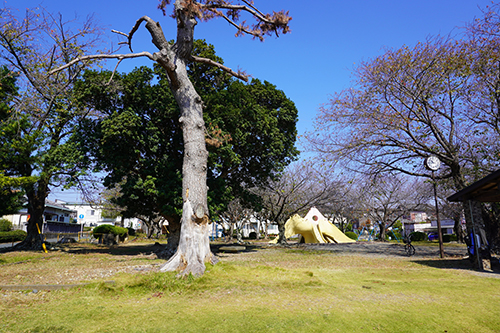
(442, 234, 458, 243)
(345, 231, 358, 240)
(409, 231, 427, 241)
(92, 224, 128, 241)
(0, 230, 27, 243)
(388, 231, 402, 240)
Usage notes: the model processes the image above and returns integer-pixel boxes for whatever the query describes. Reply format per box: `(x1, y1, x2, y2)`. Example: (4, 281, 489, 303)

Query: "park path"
(295, 241, 468, 258)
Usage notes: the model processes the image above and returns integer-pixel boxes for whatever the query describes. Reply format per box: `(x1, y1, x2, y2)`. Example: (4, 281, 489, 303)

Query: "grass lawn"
(1, 241, 499, 332)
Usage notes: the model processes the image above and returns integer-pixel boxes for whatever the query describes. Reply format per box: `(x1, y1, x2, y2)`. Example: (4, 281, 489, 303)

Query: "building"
(2, 199, 77, 232)
(61, 201, 141, 229)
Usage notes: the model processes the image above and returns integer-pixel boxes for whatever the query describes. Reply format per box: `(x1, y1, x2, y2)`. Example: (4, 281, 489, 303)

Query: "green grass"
(1, 243, 499, 332)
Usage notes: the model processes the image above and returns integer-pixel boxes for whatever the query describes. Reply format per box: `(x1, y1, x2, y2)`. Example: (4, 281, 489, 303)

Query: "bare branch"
(191, 55, 248, 81)
(111, 29, 129, 38)
(199, 3, 291, 40)
(48, 52, 155, 75)
(127, 15, 170, 52)
(241, 0, 265, 17)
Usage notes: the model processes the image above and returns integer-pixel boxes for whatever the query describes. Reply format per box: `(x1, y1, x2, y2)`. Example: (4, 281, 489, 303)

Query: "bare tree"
(51, 1, 290, 276)
(0, 6, 106, 250)
(357, 174, 432, 241)
(252, 161, 333, 244)
(219, 198, 252, 244)
(306, 32, 497, 257)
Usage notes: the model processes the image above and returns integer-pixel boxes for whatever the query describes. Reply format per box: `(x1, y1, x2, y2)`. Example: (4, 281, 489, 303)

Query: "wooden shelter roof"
(447, 169, 500, 203)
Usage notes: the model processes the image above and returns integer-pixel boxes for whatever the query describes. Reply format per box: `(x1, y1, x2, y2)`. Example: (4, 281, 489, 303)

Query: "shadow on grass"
(42, 241, 262, 257)
(412, 256, 500, 276)
(210, 242, 261, 255)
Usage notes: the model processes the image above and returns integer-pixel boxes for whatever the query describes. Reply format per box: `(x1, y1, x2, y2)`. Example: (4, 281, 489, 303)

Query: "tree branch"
(199, 3, 291, 40)
(48, 52, 155, 75)
(191, 55, 248, 81)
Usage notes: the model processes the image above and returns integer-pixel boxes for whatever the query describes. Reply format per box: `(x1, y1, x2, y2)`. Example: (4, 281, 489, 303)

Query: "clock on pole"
(425, 155, 441, 171)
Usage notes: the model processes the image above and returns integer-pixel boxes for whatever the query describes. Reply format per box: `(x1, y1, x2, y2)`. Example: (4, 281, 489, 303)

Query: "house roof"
(45, 200, 77, 213)
(447, 169, 500, 203)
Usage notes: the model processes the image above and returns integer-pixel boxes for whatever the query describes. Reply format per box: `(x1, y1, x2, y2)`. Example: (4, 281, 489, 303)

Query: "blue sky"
(10, 0, 495, 200)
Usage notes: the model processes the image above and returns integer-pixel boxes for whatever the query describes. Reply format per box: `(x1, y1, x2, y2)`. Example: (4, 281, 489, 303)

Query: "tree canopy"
(0, 66, 33, 215)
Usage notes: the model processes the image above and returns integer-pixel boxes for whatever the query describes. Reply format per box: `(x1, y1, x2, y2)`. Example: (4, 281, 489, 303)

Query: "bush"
(345, 231, 358, 240)
(92, 224, 115, 238)
(0, 218, 13, 232)
(92, 224, 129, 241)
(409, 231, 427, 242)
(114, 226, 129, 241)
(442, 234, 458, 243)
(249, 232, 257, 240)
(127, 227, 136, 236)
(0, 230, 27, 243)
(388, 231, 402, 241)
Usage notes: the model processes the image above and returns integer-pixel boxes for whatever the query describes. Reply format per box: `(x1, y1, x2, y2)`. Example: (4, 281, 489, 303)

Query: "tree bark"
(277, 218, 287, 244)
(157, 7, 217, 276)
(14, 181, 48, 251)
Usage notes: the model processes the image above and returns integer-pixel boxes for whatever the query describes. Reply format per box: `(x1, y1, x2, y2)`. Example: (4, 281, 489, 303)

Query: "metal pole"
(432, 170, 444, 258)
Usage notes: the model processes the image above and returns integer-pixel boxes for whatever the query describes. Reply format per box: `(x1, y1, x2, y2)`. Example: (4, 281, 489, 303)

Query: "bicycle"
(403, 235, 415, 256)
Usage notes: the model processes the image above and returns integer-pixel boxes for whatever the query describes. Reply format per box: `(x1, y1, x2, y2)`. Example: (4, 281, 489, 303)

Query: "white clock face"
(426, 156, 441, 171)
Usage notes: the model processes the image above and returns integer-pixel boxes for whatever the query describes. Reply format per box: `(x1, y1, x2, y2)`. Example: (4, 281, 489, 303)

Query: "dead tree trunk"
(155, 8, 217, 276)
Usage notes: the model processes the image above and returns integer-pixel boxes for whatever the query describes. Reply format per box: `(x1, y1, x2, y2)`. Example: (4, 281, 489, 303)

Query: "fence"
(41, 231, 92, 243)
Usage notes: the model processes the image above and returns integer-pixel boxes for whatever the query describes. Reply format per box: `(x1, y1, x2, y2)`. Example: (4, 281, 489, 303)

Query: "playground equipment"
(271, 207, 355, 244)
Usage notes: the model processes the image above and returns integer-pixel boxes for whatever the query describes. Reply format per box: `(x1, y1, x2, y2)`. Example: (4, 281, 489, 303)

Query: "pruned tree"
(74, 44, 297, 255)
(52, 1, 291, 276)
(0, 6, 105, 250)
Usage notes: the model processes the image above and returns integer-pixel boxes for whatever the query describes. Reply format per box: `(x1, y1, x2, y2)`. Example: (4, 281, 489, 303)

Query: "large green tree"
(0, 7, 105, 249)
(76, 40, 298, 254)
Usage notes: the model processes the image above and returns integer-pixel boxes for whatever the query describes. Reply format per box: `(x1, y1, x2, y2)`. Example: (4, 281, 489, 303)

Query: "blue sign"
(78, 214, 84, 219)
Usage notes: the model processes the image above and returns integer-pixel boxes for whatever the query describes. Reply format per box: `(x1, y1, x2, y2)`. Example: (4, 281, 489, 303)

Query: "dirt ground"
(296, 241, 468, 257)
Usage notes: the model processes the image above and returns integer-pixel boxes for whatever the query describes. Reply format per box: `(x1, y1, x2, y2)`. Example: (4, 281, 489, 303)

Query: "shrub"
(114, 226, 129, 241)
(442, 234, 458, 243)
(388, 231, 402, 241)
(345, 231, 358, 240)
(409, 231, 427, 242)
(0, 230, 27, 243)
(0, 218, 13, 232)
(249, 232, 257, 240)
(92, 224, 129, 240)
(92, 224, 115, 238)
(127, 227, 136, 236)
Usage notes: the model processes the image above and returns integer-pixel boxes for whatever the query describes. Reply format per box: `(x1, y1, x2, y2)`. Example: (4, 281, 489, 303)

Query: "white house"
(61, 201, 141, 229)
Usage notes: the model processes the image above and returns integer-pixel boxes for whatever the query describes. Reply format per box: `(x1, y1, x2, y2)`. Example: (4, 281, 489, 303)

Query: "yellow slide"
(317, 218, 355, 243)
(270, 213, 355, 244)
